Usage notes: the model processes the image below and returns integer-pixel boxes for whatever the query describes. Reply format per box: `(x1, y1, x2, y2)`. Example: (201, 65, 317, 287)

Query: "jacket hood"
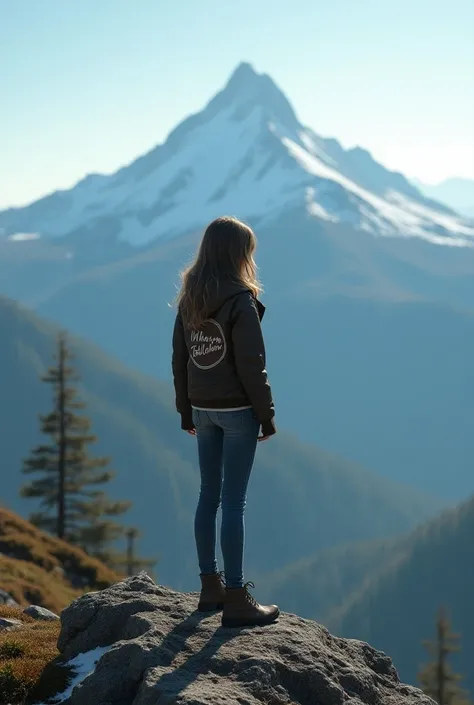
(203, 281, 258, 318)
(179, 280, 266, 322)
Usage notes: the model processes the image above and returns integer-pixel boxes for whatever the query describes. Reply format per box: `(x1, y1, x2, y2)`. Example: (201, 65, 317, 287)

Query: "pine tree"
(418, 607, 471, 705)
(112, 527, 157, 578)
(21, 331, 131, 560)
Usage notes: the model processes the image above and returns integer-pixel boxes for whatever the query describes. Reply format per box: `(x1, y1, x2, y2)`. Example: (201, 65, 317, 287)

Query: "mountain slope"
(257, 536, 403, 625)
(0, 507, 117, 612)
(257, 497, 474, 695)
(327, 496, 474, 694)
(1, 296, 440, 590)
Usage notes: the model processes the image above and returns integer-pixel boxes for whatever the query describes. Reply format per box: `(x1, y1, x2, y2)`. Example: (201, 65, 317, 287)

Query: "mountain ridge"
(413, 176, 474, 216)
(1, 62, 472, 250)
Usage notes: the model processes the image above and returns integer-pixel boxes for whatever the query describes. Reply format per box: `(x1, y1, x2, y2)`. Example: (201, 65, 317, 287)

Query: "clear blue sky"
(1, 0, 473, 208)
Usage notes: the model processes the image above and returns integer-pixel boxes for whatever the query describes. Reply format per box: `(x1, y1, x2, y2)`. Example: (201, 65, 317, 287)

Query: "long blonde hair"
(177, 216, 261, 329)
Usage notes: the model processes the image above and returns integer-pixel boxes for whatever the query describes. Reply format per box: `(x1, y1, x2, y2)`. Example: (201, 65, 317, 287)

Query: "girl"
(172, 216, 279, 628)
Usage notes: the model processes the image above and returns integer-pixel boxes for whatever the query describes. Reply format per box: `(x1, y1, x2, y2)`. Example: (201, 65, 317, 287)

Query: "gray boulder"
(0, 617, 23, 631)
(55, 572, 432, 705)
(0, 589, 18, 606)
(24, 604, 60, 621)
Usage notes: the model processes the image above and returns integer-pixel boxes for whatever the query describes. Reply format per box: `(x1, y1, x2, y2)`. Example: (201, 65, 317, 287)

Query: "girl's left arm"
(172, 312, 194, 430)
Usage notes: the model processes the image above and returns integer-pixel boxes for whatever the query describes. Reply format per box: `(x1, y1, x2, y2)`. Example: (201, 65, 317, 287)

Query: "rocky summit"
(49, 572, 432, 705)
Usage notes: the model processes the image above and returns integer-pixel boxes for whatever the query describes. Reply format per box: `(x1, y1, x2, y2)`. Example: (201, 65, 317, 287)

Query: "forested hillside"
(328, 497, 474, 693)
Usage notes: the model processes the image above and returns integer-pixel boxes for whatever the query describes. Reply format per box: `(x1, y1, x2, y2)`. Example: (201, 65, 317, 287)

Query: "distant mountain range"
(413, 177, 474, 217)
(0, 62, 472, 499)
(1, 296, 439, 590)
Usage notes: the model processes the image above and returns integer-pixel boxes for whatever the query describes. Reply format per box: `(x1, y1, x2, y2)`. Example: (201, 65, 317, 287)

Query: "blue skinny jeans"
(193, 408, 259, 589)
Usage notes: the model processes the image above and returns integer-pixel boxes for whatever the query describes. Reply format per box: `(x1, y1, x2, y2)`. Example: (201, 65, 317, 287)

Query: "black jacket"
(172, 282, 275, 436)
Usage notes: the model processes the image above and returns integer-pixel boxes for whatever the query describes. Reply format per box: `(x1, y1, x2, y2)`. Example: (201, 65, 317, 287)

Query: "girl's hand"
(186, 429, 196, 436)
(259, 419, 276, 441)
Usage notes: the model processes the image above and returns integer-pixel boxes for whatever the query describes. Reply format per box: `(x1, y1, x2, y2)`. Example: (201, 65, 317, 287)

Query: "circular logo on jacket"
(190, 319, 227, 369)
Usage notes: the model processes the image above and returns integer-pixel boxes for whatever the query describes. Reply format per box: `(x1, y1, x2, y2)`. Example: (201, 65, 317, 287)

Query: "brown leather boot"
(198, 572, 226, 612)
(222, 581, 280, 628)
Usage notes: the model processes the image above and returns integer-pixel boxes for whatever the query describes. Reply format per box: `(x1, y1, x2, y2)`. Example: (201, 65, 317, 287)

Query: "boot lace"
(243, 581, 258, 606)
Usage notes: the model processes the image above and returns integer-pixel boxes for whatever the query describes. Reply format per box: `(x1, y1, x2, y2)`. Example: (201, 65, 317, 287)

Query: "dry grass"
(0, 507, 119, 614)
(0, 508, 118, 589)
(0, 606, 69, 704)
(0, 555, 81, 613)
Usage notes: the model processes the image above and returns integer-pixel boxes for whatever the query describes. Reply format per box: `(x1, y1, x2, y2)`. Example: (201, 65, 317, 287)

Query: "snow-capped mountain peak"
(1, 63, 473, 249)
(216, 61, 299, 129)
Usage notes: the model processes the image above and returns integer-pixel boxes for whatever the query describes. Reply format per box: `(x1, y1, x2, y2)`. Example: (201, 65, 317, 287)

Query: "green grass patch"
(0, 639, 25, 659)
(0, 606, 69, 704)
